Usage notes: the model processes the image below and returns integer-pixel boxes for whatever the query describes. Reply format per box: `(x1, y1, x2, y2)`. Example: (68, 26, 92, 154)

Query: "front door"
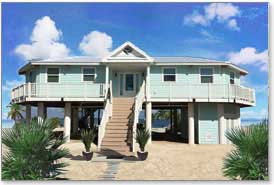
(122, 73, 136, 97)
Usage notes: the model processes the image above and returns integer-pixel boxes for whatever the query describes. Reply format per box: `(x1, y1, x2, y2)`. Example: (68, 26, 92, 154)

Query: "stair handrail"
(132, 80, 146, 152)
(98, 81, 112, 151)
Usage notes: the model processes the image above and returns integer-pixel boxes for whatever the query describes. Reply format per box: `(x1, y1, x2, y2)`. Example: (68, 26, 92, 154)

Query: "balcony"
(11, 83, 106, 103)
(150, 84, 255, 106)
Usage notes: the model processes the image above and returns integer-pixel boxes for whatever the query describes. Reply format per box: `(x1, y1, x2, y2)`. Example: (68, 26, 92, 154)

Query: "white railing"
(150, 83, 255, 105)
(132, 81, 146, 152)
(97, 81, 113, 151)
(11, 82, 106, 102)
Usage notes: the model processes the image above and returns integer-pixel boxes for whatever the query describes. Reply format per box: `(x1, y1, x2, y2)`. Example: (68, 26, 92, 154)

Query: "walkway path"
(99, 161, 120, 180)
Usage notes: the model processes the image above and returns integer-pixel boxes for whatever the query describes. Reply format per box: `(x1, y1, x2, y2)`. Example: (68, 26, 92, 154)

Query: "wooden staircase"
(101, 97, 134, 157)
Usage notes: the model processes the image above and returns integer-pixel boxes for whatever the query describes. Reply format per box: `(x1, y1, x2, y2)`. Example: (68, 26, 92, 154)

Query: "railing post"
(28, 83, 31, 97)
(227, 84, 230, 102)
(208, 83, 210, 101)
(84, 83, 87, 98)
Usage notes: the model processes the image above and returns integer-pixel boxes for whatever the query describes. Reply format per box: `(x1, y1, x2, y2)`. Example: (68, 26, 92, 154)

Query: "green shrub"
(81, 129, 96, 152)
(136, 126, 150, 152)
(2, 118, 69, 180)
(223, 121, 268, 180)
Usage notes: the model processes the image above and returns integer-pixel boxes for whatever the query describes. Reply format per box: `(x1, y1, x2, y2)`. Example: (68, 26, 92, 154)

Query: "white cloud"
(241, 109, 268, 120)
(15, 16, 70, 60)
(228, 47, 268, 72)
(3, 79, 24, 92)
(79, 31, 112, 58)
(184, 3, 240, 31)
(183, 11, 208, 26)
(227, 19, 240, 31)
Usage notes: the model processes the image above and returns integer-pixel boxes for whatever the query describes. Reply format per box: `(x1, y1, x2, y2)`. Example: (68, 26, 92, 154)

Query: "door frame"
(118, 72, 141, 97)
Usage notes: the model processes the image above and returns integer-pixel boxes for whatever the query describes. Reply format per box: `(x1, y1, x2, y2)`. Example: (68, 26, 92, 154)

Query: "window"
(163, 68, 176, 82)
(47, 68, 59, 83)
(200, 68, 213, 83)
(83, 68, 95, 82)
(230, 72, 235, 84)
(29, 71, 34, 83)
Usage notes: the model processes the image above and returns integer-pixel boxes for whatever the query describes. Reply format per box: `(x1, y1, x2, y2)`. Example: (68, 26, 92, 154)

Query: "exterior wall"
(198, 103, 219, 144)
(27, 65, 106, 98)
(150, 65, 240, 98)
(223, 104, 240, 144)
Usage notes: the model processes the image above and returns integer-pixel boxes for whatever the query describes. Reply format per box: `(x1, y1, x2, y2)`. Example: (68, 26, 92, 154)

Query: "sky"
(1, 3, 268, 122)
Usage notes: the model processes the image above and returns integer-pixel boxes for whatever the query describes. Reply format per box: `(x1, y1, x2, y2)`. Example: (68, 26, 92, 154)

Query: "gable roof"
(102, 41, 154, 62)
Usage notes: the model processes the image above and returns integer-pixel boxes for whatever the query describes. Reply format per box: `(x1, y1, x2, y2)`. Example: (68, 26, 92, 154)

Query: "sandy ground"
(59, 140, 232, 180)
(58, 140, 108, 180)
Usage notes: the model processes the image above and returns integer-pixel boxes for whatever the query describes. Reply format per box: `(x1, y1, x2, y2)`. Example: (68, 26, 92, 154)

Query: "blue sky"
(2, 3, 268, 121)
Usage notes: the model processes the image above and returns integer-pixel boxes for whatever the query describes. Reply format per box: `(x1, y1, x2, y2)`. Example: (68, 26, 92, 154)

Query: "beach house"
(11, 41, 255, 155)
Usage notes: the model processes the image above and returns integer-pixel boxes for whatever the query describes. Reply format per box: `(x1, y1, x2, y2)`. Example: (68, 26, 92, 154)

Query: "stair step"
(104, 133, 128, 137)
(103, 137, 127, 142)
(106, 125, 128, 129)
(106, 129, 128, 134)
(102, 141, 128, 146)
(101, 145, 130, 151)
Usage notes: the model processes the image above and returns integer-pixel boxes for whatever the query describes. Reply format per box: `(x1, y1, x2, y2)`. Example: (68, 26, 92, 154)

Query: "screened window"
(200, 68, 213, 83)
(163, 68, 176, 82)
(47, 68, 59, 83)
(83, 68, 95, 82)
(230, 72, 235, 84)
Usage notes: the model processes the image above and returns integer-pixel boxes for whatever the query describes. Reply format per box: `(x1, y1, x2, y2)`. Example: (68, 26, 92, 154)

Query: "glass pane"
(164, 75, 176, 81)
(47, 76, 59, 82)
(200, 68, 213, 75)
(83, 75, 95, 81)
(230, 72, 235, 78)
(230, 79, 235, 84)
(83, 68, 95, 74)
(136, 74, 139, 93)
(164, 68, 176, 74)
(201, 76, 213, 83)
(125, 74, 134, 91)
(47, 68, 59, 74)
(120, 74, 123, 95)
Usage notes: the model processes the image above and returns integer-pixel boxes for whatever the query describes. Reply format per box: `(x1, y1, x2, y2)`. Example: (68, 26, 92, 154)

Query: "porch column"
(105, 65, 109, 88)
(26, 104, 31, 124)
(64, 102, 71, 142)
(146, 101, 152, 144)
(37, 102, 45, 123)
(72, 107, 79, 134)
(146, 65, 150, 99)
(188, 103, 195, 145)
(218, 104, 225, 144)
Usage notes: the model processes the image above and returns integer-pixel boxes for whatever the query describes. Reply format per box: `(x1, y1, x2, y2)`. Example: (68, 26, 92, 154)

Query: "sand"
(59, 140, 232, 180)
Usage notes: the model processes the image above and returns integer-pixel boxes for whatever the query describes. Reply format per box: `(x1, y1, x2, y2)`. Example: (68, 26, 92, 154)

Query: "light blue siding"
(198, 103, 219, 144)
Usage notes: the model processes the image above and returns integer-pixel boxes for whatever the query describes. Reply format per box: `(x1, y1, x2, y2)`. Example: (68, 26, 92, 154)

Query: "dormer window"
(123, 46, 133, 54)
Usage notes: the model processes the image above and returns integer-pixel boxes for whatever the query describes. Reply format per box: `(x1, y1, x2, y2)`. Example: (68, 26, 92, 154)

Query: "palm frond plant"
(2, 118, 69, 180)
(49, 117, 61, 128)
(81, 129, 96, 161)
(223, 121, 268, 180)
(136, 126, 150, 160)
(7, 103, 24, 122)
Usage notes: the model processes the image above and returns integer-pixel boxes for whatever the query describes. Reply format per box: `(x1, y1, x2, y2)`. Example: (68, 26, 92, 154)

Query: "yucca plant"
(81, 129, 96, 153)
(223, 121, 268, 180)
(2, 118, 69, 180)
(136, 126, 150, 152)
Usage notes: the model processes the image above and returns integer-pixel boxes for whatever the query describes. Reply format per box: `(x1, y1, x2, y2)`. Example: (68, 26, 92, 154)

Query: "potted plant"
(81, 129, 95, 161)
(136, 126, 150, 161)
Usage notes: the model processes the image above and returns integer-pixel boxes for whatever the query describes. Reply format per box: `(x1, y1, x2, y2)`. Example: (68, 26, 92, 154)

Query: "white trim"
(102, 41, 154, 62)
(162, 67, 177, 82)
(46, 66, 60, 83)
(199, 67, 214, 84)
(81, 67, 96, 82)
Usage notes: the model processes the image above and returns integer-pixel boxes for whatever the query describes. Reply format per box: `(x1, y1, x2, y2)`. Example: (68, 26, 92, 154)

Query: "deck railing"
(150, 84, 255, 105)
(11, 82, 106, 101)
(132, 81, 146, 152)
(97, 81, 113, 151)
